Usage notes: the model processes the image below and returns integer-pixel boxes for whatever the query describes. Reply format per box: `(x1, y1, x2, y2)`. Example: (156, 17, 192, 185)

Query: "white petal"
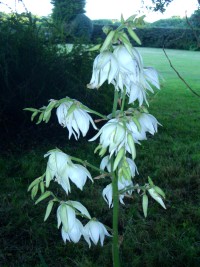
(67, 200, 91, 219)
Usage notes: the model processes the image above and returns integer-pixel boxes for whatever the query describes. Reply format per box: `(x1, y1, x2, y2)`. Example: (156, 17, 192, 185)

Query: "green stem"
(112, 90, 119, 118)
(81, 104, 108, 120)
(70, 157, 105, 173)
(112, 168, 120, 267)
(120, 88, 126, 114)
(111, 88, 120, 267)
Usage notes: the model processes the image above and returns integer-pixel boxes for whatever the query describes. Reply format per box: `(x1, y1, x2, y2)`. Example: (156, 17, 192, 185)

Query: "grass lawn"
(1, 48, 200, 267)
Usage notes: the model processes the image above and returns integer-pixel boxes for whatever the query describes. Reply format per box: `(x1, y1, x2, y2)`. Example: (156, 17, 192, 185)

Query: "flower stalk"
(26, 14, 166, 267)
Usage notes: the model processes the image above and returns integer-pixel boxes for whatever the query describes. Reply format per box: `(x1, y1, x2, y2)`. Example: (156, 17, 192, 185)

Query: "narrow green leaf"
(121, 14, 125, 23)
(44, 201, 54, 221)
(127, 134, 136, 160)
(66, 103, 77, 117)
(35, 191, 51, 205)
(127, 26, 141, 45)
(28, 177, 41, 192)
(36, 112, 44, 124)
(113, 147, 125, 171)
(148, 176, 154, 187)
(154, 186, 166, 199)
(40, 181, 45, 194)
(126, 14, 137, 22)
(31, 111, 39, 122)
(60, 204, 69, 232)
(148, 188, 166, 209)
(31, 184, 39, 200)
(23, 108, 39, 112)
(100, 30, 115, 52)
(86, 44, 101, 52)
(132, 116, 141, 132)
(142, 194, 148, 218)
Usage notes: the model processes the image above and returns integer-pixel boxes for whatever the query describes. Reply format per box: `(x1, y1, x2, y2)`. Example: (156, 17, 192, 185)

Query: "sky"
(0, 0, 198, 22)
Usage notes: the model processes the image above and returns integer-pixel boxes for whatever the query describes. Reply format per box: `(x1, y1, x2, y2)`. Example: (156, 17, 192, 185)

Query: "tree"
(51, 0, 86, 22)
(189, 8, 200, 28)
(51, 0, 93, 41)
(146, 0, 199, 13)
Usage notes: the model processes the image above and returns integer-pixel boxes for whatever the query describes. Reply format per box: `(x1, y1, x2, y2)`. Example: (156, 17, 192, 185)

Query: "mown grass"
(1, 48, 200, 267)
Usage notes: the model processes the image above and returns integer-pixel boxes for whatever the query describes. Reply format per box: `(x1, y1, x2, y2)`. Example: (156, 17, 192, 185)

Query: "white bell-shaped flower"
(57, 201, 91, 235)
(45, 150, 72, 193)
(61, 219, 84, 243)
(113, 45, 160, 106)
(100, 155, 112, 172)
(87, 51, 119, 89)
(67, 163, 93, 190)
(102, 177, 134, 208)
(57, 203, 76, 232)
(45, 150, 93, 194)
(89, 119, 126, 156)
(138, 113, 161, 136)
(83, 220, 111, 247)
(56, 100, 97, 140)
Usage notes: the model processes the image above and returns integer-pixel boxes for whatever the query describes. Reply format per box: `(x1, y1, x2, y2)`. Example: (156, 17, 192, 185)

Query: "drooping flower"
(113, 45, 160, 106)
(102, 177, 134, 208)
(56, 99, 97, 140)
(100, 155, 138, 180)
(61, 219, 84, 243)
(83, 220, 111, 247)
(45, 150, 93, 194)
(89, 119, 126, 156)
(57, 201, 91, 239)
(138, 113, 161, 136)
(87, 51, 119, 89)
(57, 203, 76, 232)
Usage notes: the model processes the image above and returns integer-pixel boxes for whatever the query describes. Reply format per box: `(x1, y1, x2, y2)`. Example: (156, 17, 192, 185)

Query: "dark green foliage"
(51, 0, 86, 22)
(93, 19, 120, 26)
(189, 8, 200, 28)
(51, 0, 92, 42)
(92, 24, 200, 50)
(68, 14, 93, 41)
(0, 13, 111, 148)
(1, 48, 200, 266)
(150, 16, 187, 28)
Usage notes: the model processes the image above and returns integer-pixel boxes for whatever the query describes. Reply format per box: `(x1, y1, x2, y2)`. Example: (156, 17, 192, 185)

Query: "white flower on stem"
(138, 113, 161, 136)
(45, 150, 93, 194)
(56, 100, 97, 140)
(113, 45, 160, 106)
(100, 155, 112, 172)
(83, 220, 111, 247)
(66, 164, 93, 191)
(57, 203, 76, 232)
(45, 150, 72, 193)
(87, 51, 119, 89)
(126, 120, 147, 143)
(57, 201, 91, 240)
(102, 177, 134, 208)
(61, 219, 84, 243)
(100, 156, 137, 179)
(89, 119, 126, 157)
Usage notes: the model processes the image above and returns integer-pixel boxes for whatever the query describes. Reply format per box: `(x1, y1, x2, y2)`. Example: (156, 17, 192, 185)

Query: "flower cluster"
(27, 17, 166, 256)
(45, 150, 93, 194)
(57, 201, 111, 246)
(87, 45, 160, 106)
(56, 99, 97, 140)
(90, 112, 160, 159)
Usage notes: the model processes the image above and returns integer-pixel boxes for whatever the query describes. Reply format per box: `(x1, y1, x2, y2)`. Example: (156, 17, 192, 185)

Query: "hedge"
(91, 25, 200, 50)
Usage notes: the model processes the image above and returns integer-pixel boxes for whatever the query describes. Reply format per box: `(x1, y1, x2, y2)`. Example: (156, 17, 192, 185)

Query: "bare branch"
(162, 46, 200, 97)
